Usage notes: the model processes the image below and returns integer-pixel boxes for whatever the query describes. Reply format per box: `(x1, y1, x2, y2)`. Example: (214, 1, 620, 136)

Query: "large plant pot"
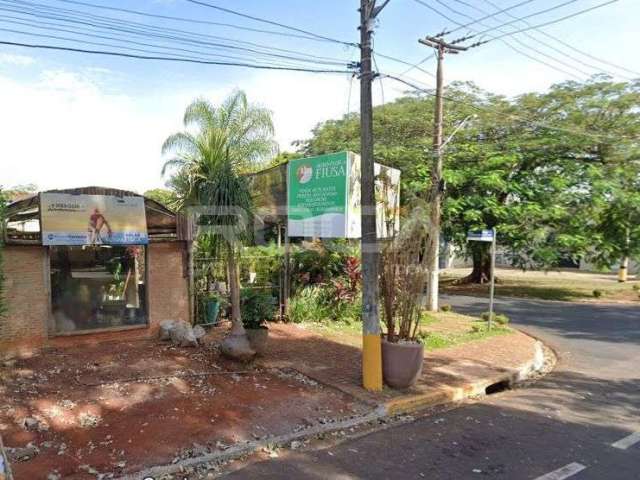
(382, 339, 424, 389)
(246, 327, 269, 355)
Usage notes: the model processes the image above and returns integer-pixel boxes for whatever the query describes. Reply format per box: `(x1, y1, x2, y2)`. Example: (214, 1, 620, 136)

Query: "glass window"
(50, 245, 147, 333)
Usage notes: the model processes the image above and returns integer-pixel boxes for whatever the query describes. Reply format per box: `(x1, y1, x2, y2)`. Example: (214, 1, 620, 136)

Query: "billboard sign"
(287, 151, 400, 238)
(41, 193, 148, 246)
(467, 230, 495, 242)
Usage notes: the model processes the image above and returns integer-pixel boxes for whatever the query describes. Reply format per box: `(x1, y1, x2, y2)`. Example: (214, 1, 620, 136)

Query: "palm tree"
(162, 91, 277, 359)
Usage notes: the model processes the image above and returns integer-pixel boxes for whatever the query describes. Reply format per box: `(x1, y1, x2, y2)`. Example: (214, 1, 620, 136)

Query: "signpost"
(467, 228, 497, 330)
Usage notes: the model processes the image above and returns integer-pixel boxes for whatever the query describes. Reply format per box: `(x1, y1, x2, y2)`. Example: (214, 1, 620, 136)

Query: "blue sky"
(0, 0, 638, 193)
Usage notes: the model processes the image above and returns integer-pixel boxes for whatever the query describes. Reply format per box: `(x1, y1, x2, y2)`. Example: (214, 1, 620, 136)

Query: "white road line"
(612, 432, 640, 450)
(533, 462, 587, 480)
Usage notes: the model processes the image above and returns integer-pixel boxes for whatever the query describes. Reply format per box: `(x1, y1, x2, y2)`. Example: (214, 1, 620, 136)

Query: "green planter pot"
(206, 299, 221, 325)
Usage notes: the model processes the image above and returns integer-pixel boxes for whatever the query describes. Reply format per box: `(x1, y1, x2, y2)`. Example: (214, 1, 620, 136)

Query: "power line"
(413, 0, 587, 80)
(437, 0, 540, 36)
(0, 12, 348, 68)
(38, 0, 325, 42)
(0, 1, 351, 66)
(468, 0, 620, 44)
(0, 16, 334, 69)
(185, 0, 357, 47)
(399, 53, 435, 76)
(0, 39, 355, 73)
(470, 0, 629, 79)
(374, 51, 436, 78)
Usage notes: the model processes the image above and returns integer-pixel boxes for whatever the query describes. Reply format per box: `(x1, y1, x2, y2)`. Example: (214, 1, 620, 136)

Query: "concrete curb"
(116, 339, 549, 479)
(117, 406, 387, 480)
(382, 340, 546, 416)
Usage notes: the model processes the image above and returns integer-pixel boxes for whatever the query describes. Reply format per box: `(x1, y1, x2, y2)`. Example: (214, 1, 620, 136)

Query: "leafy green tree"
(143, 188, 178, 210)
(162, 91, 277, 358)
(298, 77, 640, 282)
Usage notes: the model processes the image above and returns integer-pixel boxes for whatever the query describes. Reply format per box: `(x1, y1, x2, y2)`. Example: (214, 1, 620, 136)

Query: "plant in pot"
(240, 288, 277, 355)
(379, 209, 430, 389)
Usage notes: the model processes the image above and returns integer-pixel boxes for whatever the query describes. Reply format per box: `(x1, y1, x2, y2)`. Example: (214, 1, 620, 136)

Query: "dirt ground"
(0, 336, 366, 480)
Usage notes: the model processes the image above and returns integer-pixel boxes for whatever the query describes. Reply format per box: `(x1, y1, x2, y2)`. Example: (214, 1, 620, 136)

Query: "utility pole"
(359, 0, 388, 391)
(420, 36, 468, 313)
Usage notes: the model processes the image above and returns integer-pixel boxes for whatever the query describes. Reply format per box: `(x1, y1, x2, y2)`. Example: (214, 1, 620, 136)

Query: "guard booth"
(1, 187, 189, 357)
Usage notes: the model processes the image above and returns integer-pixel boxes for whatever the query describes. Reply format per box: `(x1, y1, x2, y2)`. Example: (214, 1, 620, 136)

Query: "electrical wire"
(0, 1, 351, 66)
(464, 0, 629, 79)
(0, 15, 345, 68)
(399, 53, 435, 77)
(38, 0, 325, 42)
(469, 0, 620, 44)
(421, 0, 589, 79)
(433, 0, 540, 36)
(0, 39, 355, 73)
(184, 0, 357, 47)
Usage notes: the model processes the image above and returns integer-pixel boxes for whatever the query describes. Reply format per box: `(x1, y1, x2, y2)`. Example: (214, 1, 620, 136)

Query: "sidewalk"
(0, 323, 544, 479)
(259, 323, 544, 413)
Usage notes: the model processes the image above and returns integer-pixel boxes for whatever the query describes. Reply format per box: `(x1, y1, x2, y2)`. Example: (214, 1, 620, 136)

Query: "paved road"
(224, 296, 640, 479)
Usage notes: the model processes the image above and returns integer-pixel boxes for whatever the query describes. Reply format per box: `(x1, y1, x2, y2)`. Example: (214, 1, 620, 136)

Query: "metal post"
(488, 228, 496, 330)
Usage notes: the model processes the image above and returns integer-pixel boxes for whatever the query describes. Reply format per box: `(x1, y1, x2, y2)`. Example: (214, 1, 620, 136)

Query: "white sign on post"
(467, 228, 497, 329)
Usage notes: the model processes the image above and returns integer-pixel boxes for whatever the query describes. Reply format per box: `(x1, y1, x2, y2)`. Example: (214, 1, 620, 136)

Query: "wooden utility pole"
(359, 0, 389, 391)
(420, 36, 468, 313)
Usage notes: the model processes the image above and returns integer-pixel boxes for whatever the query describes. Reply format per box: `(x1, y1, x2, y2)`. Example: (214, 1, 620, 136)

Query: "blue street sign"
(467, 230, 495, 242)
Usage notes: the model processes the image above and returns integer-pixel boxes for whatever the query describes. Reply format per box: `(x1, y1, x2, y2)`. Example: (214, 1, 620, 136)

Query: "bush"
(592, 289, 603, 298)
(632, 284, 640, 292)
(481, 312, 510, 325)
(440, 304, 452, 312)
(288, 286, 330, 324)
(240, 288, 277, 329)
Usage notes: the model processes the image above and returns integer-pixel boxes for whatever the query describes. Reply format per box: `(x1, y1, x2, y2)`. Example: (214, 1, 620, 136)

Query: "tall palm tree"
(162, 91, 277, 359)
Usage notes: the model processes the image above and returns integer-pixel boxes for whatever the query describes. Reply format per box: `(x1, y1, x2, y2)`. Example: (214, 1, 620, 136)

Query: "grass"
(441, 268, 640, 303)
(299, 310, 512, 351)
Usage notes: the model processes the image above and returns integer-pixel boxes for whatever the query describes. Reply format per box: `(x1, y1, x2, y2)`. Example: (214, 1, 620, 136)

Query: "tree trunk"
(227, 250, 245, 336)
(463, 243, 492, 284)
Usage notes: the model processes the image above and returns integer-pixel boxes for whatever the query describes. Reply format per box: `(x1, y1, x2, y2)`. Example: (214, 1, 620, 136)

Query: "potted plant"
(240, 288, 277, 355)
(379, 208, 429, 389)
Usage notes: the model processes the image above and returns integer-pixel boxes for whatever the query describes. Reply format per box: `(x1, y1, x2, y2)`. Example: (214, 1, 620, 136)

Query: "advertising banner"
(287, 151, 400, 239)
(288, 152, 349, 238)
(41, 193, 148, 246)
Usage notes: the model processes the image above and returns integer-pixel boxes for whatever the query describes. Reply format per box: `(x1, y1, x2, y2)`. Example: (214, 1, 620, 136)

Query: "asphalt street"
(224, 295, 640, 479)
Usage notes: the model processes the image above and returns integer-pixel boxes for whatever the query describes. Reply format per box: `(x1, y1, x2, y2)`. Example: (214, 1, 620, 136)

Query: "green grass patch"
(419, 322, 510, 350)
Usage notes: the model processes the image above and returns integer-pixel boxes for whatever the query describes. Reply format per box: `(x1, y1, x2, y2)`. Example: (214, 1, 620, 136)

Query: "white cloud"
(0, 53, 35, 66)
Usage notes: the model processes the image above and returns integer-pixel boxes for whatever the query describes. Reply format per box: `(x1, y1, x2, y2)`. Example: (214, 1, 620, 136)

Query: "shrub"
(440, 304, 452, 312)
(288, 286, 330, 324)
(481, 312, 510, 325)
(632, 284, 640, 292)
(240, 288, 277, 329)
(592, 289, 603, 298)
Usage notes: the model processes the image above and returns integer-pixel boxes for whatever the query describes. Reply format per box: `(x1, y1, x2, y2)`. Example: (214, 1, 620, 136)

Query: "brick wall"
(147, 242, 189, 332)
(0, 246, 49, 357)
(0, 242, 189, 357)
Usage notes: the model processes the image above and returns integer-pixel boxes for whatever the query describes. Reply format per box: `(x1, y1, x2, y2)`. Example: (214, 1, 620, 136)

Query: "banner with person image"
(40, 193, 148, 246)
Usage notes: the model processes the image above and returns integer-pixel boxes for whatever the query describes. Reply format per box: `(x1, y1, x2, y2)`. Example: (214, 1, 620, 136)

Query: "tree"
(298, 77, 640, 282)
(143, 188, 178, 210)
(162, 91, 277, 359)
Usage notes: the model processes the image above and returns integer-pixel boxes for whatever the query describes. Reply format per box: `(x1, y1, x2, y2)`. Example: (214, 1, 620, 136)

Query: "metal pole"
(488, 228, 496, 330)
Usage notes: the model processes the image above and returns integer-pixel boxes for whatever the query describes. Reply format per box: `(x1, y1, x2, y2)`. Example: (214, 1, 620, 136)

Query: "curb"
(117, 406, 388, 480)
(117, 339, 549, 479)
(382, 340, 547, 416)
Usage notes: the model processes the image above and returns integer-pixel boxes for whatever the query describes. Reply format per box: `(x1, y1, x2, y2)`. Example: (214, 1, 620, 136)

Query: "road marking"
(533, 462, 587, 480)
(612, 432, 640, 450)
